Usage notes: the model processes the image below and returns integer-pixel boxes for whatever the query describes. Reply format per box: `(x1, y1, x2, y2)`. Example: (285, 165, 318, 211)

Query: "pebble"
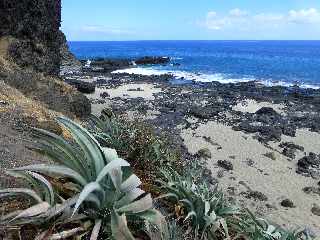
(217, 160, 233, 171)
(264, 152, 277, 161)
(311, 204, 320, 216)
(280, 199, 295, 208)
(197, 148, 212, 159)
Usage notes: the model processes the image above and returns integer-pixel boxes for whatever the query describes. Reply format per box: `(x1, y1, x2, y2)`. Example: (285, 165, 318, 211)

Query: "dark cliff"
(0, 0, 62, 75)
(0, 0, 91, 118)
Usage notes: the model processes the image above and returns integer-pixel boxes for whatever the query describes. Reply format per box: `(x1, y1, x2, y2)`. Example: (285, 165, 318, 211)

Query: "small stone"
(303, 187, 320, 196)
(217, 170, 224, 178)
(0, 100, 8, 105)
(217, 160, 233, 171)
(282, 147, 296, 159)
(311, 204, 320, 216)
(264, 152, 277, 161)
(280, 199, 295, 208)
(246, 159, 255, 167)
(197, 148, 212, 159)
(100, 92, 110, 99)
(242, 191, 268, 201)
(255, 107, 279, 116)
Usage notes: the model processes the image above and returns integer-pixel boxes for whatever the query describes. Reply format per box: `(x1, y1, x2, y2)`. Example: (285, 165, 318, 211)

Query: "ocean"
(68, 40, 320, 89)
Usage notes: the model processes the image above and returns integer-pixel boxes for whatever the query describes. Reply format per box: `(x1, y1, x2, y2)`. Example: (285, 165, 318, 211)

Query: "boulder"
(217, 160, 234, 171)
(65, 79, 95, 94)
(135, 56, 170, 65)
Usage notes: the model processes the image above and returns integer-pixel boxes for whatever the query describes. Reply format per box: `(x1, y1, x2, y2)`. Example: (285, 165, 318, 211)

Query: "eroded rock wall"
(0, 0, 91, 118)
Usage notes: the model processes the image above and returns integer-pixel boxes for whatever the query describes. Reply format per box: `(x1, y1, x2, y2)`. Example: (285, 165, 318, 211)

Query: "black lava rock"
(65, 79, 95, 94)
(217, 160, 233, 171)
(280, 199, 295, 208)
(255, 107, 279, 116)
(135, 56, 170, 65)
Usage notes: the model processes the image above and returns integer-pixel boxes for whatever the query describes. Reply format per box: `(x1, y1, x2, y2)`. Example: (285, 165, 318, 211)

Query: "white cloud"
(287, 8, 320, 24)
(229, 8, 248, 17)
(203, 8, 320, 31)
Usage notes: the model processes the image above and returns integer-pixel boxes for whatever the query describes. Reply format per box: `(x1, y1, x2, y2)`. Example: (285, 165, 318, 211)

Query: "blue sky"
(61, 0, 320, 41)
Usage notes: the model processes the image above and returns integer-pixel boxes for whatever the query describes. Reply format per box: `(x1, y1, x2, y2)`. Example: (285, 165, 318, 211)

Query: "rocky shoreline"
(61, 58, 320, 234)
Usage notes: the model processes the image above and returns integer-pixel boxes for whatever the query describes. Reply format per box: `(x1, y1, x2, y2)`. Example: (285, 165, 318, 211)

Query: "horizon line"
(67, 39, 320, 42)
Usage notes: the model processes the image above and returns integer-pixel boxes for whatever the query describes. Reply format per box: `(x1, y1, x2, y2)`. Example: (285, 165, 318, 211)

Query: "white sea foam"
(112, 67, 320, 89)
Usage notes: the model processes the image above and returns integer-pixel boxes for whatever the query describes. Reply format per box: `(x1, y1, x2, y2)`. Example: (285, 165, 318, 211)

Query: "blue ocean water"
(68, 41, 320, 88)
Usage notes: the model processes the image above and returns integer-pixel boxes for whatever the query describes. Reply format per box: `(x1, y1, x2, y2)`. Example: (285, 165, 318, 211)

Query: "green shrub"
(0, 117, 168, 240)
(230, 210, 311, 240)
(158, 168, 240, 239)
(88, 111, 181, 191)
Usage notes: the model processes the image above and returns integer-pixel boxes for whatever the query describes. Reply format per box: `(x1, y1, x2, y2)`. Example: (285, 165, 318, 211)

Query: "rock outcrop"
(0, 0, 91, 118)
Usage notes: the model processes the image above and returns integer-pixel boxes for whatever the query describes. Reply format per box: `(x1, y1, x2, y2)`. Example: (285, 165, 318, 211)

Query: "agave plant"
(231, 210, 312, 240)
(0, 117, 168, 239)
(158, 168, 240, 240)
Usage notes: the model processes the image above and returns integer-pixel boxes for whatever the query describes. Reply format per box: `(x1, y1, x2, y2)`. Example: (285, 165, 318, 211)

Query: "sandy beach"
(86, 78, 320, 234)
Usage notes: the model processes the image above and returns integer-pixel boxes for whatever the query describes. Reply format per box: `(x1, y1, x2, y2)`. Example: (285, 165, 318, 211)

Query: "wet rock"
(311, 204, 320, 216)
(280, 199, 295, 208)
(197, 148, 212, 159)
(135, 56, 170, 65)
(217, 160, 233, 171)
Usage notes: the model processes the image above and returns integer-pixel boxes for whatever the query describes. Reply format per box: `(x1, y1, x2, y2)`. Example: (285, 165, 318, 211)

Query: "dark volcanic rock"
(197, 148, 212, 159)
(297, 153, 320, 177)
(280, 142, 304, 159)
(89, 58, 131, 73)
(280, 199, 295, 208)
(279, 142, 304, 152)
(311, 205, 320, 216)
(65, 79, 95, 94)
(242, 190, 268, 201)
(303, 187, 320, 196)
(282, 148, 296, 159)
(255, 107, 279, 116)
(234, 122, 282, 142)
(217, 160, 234, 171)
(100, 92, 110, 99)
(0, 0, 62, 75)
(135, 56, 170, 65)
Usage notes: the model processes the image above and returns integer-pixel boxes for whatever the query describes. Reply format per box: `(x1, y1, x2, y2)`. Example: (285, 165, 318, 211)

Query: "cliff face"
(0, 0, 62, 75)
(0, 0, 91, 118)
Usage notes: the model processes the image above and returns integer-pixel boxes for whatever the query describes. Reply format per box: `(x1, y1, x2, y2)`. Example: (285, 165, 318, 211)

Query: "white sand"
(233, 99, 285, 114)
(181, 120, 320, 233)
(86, 83, 163, 115)
(105, 83, 162, 100)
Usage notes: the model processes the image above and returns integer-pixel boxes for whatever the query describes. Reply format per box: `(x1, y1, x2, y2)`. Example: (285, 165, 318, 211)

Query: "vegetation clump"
(88, 109, 182, 194)
(0, 117, 167, 239)
(0, 114, 316, 240)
